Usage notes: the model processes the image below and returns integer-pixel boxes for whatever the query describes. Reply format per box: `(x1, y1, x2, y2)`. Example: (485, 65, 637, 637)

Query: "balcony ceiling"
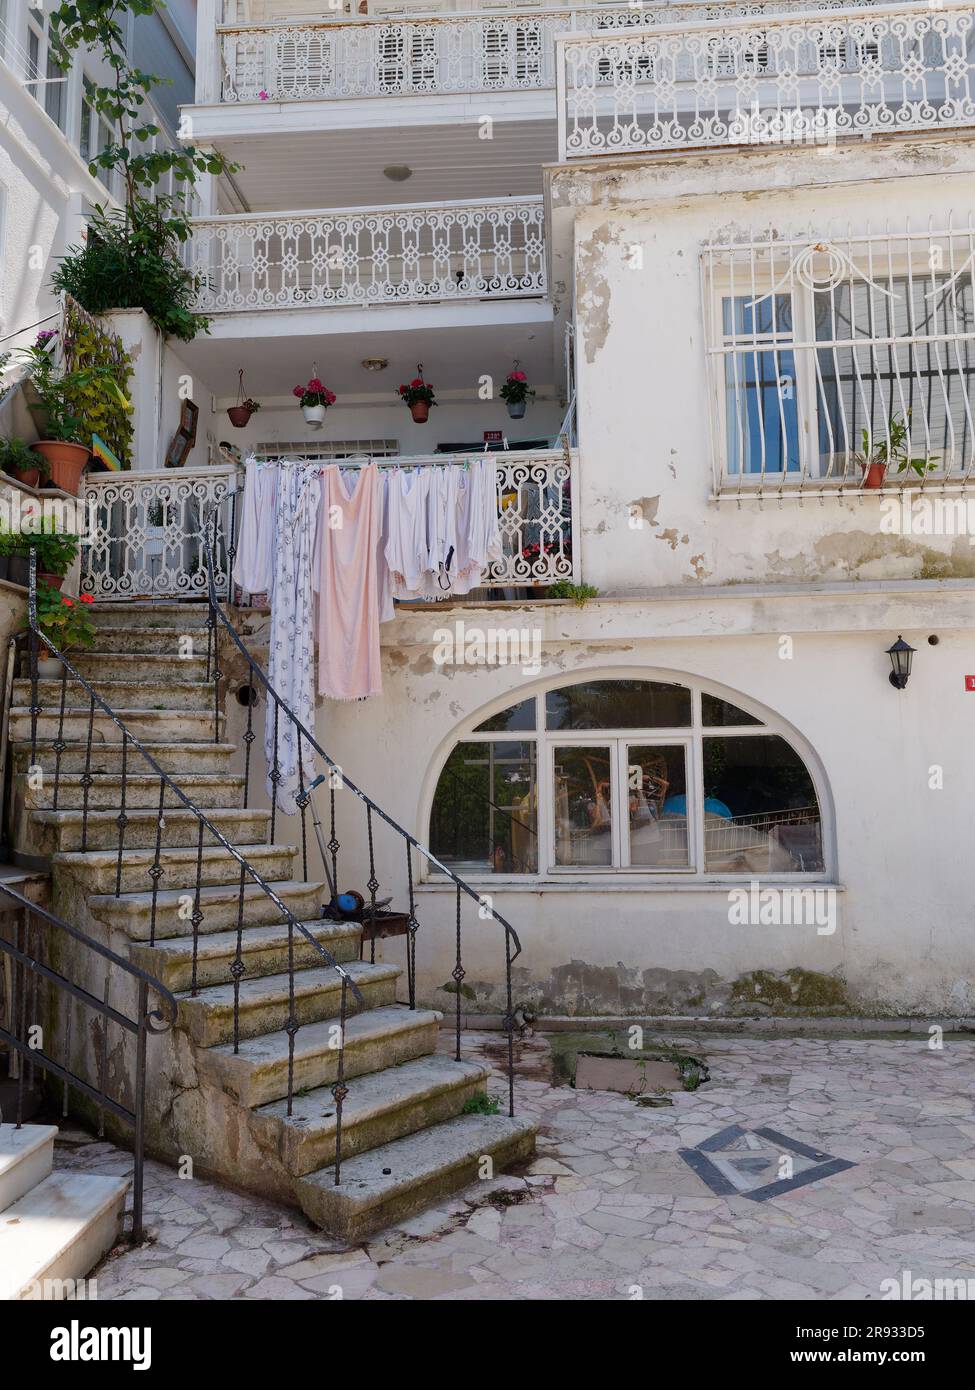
(210, 117, 558, 212)
(178, 305, 556, 398)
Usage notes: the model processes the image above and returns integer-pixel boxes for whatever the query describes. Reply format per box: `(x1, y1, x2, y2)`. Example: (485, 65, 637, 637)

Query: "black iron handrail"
(0, 879, 176, 1241)
(202, 503, 522, 1115)
(25, 552, 364, 1152)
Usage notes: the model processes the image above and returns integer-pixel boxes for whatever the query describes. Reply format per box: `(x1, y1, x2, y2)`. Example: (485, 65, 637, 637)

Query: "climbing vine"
(60, 296, 134, 467)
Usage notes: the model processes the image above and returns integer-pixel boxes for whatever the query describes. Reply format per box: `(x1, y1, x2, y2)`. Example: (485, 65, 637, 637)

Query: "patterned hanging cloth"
(266, 464, 319, 809)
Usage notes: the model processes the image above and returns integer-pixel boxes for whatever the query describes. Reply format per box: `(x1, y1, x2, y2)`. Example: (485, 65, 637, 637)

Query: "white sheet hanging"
(233, 456, 279, 598)
(266, 464, 319, 811)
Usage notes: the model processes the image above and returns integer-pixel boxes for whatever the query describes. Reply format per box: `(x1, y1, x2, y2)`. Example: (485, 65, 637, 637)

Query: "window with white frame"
(704, 225, 975, 489)
(429, 678, 825, 879)
(24, 7, 66, 130)
(80, 75, 116, 192)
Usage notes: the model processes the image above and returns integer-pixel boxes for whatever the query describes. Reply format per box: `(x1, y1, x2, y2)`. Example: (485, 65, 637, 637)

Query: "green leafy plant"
(397, 376, 437, 408)
(0, 437, 50, 480)
(25, 583, 97, 654)
(856, 411, 934, 480)
(24, 518, 80, 576)
(22, 345, 126, 447)
(59, 298, 134, 465)
(462, 1092, 503, 1116)
(546, 581, 599, 605)
(47, 1, 239, 341)
(499, 369, 535, 407)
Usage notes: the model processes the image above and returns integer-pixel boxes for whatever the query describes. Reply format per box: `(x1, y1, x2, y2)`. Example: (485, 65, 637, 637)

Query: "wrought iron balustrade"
(215, 0, 875, 104)
(557, 0, 975, 158)
(80, 449, 578, 600)
(189, 198, 546, 313)
(0, 879, 175, 1241)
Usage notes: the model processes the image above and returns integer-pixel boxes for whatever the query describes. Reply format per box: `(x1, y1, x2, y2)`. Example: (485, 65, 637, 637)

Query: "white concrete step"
(0, 1124, 57, 1212)
(63, 651, 210, 681)
(13, 741, 238, 775)
(90, 604, 212, 630)
(85, 626, 212, 654)
(296, 1113, 536, 1241)
(10, 707, 224, 744)
(176, 958, 400, 1046)
(14, 677, 215, 712)
(197, 1004, 443, 1108)
(128, 918, 362, 992)
(0, 1170, 128, 1300)
(30, 806, 271, 854)
(20, 771, 247, 811)
(87, 878, 326, 940)
(53, 841, 298, 894)
(252, 1054, 492, 1177)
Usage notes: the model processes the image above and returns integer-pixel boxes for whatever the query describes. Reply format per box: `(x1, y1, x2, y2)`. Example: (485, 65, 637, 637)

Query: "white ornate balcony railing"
(557, 0, 975, 158)
(703, 217, 975, 499)
(81, 467, 239, 601)
(214, 0, 867, 103)
(80, 450, 578, 599)
(189, 198, 546, 312)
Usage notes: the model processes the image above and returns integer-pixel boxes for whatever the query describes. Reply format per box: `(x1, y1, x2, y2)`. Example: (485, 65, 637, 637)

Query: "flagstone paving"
(55, 1030, 975, 1300)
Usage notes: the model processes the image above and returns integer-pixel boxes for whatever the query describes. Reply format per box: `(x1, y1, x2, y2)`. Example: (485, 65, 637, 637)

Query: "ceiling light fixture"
(383, 164, 413, 182)
(361, 358, 389, 372)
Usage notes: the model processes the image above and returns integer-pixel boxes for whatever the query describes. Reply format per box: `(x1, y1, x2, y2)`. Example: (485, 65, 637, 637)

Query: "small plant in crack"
(462, 1092, 503, 1116)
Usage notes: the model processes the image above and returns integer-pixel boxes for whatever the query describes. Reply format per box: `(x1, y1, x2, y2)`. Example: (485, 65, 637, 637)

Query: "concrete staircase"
(0, 1123, 127, 1299)
(11, 604, 534, 1241)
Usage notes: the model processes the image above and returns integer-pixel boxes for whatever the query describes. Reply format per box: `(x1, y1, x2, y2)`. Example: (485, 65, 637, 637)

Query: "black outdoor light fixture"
(886, 636, 916, 690)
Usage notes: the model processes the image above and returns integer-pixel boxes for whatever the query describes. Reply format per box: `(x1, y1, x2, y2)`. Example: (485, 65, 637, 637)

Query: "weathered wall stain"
(575, 222, 619, 364)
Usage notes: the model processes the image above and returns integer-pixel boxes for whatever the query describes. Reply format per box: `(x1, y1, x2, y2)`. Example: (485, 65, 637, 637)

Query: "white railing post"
(196, 0, 221, 104)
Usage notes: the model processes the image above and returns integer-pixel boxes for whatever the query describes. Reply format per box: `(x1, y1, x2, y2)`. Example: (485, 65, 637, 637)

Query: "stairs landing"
(13, 602, 534, 1239)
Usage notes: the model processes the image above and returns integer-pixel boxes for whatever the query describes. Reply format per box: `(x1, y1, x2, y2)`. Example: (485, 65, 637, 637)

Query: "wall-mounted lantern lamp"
(886, 636, 915, 690)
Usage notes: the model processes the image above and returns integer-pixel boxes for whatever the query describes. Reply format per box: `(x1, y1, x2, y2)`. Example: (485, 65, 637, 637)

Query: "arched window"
(428, 677, 827, 880)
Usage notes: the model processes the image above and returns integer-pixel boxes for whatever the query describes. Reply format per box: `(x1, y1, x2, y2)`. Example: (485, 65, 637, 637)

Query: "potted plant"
(500, 365, 535, 420)
(857, 412, 934, 489)
(21, 345, 118, 494)
(0, 436, 51, 490)
(25, 584, 96, 678)
(398, 372, 437, 424)
(227, 370, 261, 428)
(293, 377, 336, 427)
(25, 519, 80, 591)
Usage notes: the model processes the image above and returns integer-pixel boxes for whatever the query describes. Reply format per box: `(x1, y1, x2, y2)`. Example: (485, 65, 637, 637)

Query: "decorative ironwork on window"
(702, 219, 975, 496)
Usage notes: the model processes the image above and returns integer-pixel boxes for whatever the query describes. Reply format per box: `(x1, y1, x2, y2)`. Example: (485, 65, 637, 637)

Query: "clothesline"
(252, 451, 507, 472)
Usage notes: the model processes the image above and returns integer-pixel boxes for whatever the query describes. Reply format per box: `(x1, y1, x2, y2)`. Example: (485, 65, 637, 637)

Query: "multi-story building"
(2, 0, 974, 1270)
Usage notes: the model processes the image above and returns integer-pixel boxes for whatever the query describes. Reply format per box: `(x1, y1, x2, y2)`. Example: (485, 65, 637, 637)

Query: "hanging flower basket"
(227, 370, 261, 428)
(294, 377, 336, 428)
(500, 366, 535, 420)
(398, 372, 436, 424)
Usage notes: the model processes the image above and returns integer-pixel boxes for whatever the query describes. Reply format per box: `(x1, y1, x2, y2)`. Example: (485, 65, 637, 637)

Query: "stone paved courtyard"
(57, 1030, 975, 1301)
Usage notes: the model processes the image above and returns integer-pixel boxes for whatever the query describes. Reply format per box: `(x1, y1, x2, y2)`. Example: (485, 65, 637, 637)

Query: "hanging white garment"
(451, 459, 502, 596)
(376, 467, 396, 624)
(385, 466, 431, 599)
(233, 457, 279, 598)
(266, 464, 320, 811)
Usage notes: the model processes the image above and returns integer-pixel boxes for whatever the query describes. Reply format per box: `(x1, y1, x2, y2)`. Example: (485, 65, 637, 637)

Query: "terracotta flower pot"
(8, 465, 41, 489)
(31, 441, 90, 495)
(409, 400, 430, 424)
(227, 405, 253, 429)
(861, 460, 887, 489)
(38, 571, 64, 591)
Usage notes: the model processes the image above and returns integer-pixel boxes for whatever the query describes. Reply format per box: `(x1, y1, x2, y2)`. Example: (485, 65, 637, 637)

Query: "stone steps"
(89, 604, 212, 630)
(128, 919, 362, 992)
(88, 878, 326, 940)
(53, 841, 298, 894)
(196, 1004, 443, 1108)
(13, 677, 215, 712)
(296, 1114, 536, 1242)
(21, 772, 247, 811)
(13, 740, 238, 775)
(30, 806, 271, 855)
(0, 1124, 127, 1300)
(10, 707, 224, 744)
(62, 651, 210, 681)
(85, 627, 211, 654)
(251, 1055, 491, 1177)
(175, 959, 400, 1047)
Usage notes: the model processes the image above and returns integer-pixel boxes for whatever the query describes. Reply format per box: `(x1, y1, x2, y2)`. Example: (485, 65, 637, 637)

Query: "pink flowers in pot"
(293, 378, 337, 409)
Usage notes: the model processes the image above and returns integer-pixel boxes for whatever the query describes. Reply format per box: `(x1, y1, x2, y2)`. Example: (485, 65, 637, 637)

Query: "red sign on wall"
(965, 675, 975, 691)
